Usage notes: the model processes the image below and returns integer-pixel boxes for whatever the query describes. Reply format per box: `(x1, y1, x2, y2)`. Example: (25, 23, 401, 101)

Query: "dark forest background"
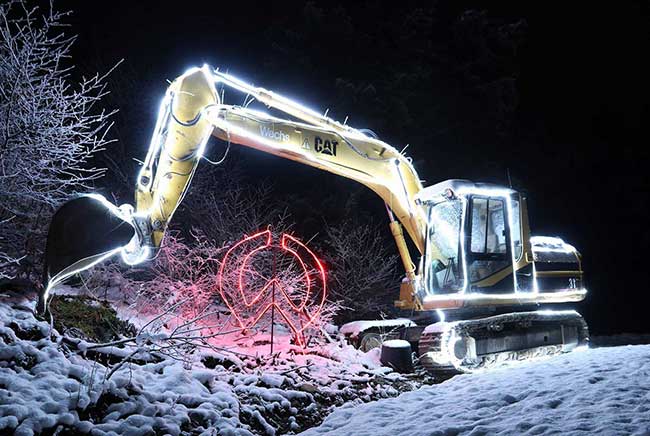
(54, 0, 648, 335)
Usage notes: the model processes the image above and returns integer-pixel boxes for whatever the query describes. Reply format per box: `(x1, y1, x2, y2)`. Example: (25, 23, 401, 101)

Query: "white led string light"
(422, 288, 587, 305)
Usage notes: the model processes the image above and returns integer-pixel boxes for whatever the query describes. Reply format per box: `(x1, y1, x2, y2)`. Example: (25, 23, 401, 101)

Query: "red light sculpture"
(217, 230, 327, 347)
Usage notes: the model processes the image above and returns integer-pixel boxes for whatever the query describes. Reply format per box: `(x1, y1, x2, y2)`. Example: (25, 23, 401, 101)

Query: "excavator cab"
(407, 179, 587, 312)
(420, 180, 523, 296)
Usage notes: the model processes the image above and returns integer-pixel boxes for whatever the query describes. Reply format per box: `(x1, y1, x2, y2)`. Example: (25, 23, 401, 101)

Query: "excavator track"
(418, 310, 589, 374)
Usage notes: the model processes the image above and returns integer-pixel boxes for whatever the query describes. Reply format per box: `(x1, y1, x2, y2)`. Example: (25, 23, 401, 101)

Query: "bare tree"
(180, 158, 293, 246)
(323, 219, 400, 322)
(0, 1, 116, 278)
(0, 219, 21, 280)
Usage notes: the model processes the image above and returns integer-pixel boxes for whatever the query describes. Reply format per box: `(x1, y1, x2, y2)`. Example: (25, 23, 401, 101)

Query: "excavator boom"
(135, 67, 427, 257)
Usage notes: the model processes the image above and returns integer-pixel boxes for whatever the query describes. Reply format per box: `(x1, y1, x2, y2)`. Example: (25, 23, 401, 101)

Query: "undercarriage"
(343, 309, 589, 375)
(417, 310, 589, 373)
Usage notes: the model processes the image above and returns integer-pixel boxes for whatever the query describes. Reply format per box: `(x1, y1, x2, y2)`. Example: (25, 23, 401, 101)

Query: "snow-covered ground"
(591, 334, 650, 348)
(302, 344, 650, 436)
(3, 286, 650, 436)
(0, 293, 423, 436)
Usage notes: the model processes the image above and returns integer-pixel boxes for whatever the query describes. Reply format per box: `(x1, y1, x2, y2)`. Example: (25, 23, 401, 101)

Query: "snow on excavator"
(42, 66, 589, 373)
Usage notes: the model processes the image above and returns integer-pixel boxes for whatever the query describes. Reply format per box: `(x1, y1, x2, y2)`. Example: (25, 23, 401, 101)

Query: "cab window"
(468, 197, 509, 282)
(425, 199, 464, 293)
(470, 197, 507, 255)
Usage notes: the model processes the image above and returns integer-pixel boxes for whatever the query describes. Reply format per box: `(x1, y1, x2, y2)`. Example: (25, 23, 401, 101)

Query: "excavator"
(42, 65, 589, 373)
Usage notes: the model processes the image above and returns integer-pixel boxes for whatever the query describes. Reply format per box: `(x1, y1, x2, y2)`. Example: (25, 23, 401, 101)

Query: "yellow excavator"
(42, 65, 589, 373)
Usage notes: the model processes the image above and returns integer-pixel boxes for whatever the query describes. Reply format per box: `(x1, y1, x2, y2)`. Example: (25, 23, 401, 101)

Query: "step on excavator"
(42, 65, 589, 373)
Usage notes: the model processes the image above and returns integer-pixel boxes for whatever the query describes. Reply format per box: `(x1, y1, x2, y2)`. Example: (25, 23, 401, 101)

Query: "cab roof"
(415, 179, 517, 204)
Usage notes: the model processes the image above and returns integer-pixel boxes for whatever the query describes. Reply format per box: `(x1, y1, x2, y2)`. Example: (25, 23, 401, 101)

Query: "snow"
(592, 333, 650, 347)
(339, 319, 415, 337)
(4, 287, 650, 435)
(381, 339, 410, 349)
(301, 345, 650, 436)
(530, 235, 577, 253)
(422, 321, 446, 335)
(0, 294, 420, 435)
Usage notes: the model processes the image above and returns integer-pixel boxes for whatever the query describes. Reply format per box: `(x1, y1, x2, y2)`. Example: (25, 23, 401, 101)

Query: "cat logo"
(314, 136, 337, 156)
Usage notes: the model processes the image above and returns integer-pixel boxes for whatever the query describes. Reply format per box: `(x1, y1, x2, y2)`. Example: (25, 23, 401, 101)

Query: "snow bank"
(591, 333, 650, 347)
(301, 345, 650, 436)
(0, 295, 421, 435)
(339, 319, 415, 338)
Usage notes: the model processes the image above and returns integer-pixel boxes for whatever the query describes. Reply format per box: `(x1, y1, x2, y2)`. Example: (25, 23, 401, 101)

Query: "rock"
(298, 383, 319, 394)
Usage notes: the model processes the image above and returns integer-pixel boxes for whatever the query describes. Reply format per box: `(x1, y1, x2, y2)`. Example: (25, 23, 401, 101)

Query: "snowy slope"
(0, 295, 423, 436)
(301, 345, 650, 436)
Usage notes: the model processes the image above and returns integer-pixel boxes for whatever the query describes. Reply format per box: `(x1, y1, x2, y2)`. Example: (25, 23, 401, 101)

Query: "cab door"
(466, 196, 513, 291)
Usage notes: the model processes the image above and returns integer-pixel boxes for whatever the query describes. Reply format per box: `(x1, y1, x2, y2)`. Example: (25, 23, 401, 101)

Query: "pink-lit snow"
(0, 294, 418, 435)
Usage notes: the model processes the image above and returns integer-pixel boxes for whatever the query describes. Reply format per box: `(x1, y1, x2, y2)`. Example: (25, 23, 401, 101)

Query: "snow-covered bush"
(180, 159, 293, 245)
(0, 218, 21, 279)
(0, 1, 115, 279)
(121, 231, 221, 321)
(323, 219, 400, 322)
(81, 228, 339, 364)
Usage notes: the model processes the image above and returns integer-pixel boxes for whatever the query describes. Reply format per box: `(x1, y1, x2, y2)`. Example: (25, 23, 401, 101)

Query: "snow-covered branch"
(323, 219, 400, 321)
(0, 216, 21, 279)
(0, 0, 117, 277)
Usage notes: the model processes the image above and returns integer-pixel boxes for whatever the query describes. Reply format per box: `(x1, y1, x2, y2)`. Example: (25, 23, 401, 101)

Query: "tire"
(358, 332, 384, 352)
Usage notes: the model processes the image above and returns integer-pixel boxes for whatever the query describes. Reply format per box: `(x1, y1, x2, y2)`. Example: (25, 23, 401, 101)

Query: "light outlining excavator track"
(418, 310, 589, 374)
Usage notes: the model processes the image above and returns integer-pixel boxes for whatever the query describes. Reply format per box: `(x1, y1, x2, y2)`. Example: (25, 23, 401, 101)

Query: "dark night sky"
(56, 0, 649, 335)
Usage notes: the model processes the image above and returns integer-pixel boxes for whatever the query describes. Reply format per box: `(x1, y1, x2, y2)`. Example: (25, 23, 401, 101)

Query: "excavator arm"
(43, 66, 431, 305)
(135, 66, 427, 253)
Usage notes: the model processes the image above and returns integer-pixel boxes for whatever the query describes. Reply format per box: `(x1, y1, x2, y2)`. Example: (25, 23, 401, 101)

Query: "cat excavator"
(43, 65, 589, 373)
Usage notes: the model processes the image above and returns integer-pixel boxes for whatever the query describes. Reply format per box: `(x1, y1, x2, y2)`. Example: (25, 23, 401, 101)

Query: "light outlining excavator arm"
(131, 65, 432, 289)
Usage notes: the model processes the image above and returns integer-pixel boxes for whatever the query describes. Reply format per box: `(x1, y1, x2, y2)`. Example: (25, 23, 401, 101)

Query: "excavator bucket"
(43, 195, 135, 293)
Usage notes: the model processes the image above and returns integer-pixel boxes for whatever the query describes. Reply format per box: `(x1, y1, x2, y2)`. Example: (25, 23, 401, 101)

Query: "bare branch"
(0, 0, 117, 278)
(322, 219, 400, 321)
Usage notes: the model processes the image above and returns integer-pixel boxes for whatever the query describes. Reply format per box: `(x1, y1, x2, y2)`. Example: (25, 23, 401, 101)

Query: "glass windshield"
(470, 197, 507, 254)
(425, 199, 464, 294)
